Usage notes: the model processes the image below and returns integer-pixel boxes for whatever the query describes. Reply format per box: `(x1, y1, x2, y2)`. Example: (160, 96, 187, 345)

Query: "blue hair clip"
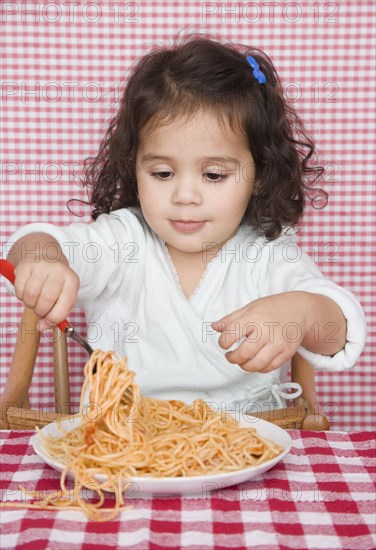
(246, 55, 266, 84)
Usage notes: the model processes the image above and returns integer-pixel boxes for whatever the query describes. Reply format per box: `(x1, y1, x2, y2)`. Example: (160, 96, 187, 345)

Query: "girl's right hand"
(13, 260, 79, 331)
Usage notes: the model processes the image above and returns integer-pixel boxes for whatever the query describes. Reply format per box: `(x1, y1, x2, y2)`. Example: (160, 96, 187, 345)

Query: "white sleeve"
(251, 232, 367, 371)
(4, 209, 146, 308)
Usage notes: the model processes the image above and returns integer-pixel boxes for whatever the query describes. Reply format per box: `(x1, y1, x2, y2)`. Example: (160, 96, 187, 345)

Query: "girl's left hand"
(212, 293, 308, 373)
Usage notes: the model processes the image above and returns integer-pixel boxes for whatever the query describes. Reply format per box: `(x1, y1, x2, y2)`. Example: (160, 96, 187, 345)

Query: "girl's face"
(136, 110, 255, 258)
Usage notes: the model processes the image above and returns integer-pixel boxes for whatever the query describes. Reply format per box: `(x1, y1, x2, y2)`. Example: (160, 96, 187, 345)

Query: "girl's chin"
(166, 243, 205, 255)
(166, 239, 222, 257)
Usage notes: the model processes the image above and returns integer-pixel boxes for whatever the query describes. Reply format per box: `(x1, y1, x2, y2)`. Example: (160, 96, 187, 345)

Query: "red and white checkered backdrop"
(1, 1, 375, 431)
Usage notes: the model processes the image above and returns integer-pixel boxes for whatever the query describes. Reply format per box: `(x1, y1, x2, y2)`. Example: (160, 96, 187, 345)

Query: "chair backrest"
(0, 307, 330, 430)
(0, 307, 70, 429)
(254, 353, 330, 431)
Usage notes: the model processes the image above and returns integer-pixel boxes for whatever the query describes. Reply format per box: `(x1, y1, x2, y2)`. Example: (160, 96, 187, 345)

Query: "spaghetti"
(4, 349, 283, 520)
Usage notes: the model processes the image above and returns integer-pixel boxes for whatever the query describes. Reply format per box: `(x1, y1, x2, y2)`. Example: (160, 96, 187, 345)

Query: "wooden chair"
(0, 307, 330, 431)
(0, 307, 71, 429)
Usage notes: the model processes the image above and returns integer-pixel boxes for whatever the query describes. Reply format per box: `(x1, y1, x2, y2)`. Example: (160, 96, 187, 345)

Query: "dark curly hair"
(84, 35, 327, 240)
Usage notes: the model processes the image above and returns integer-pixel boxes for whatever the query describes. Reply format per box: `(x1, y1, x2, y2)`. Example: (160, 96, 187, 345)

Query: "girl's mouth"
(170, 220, 206, 233)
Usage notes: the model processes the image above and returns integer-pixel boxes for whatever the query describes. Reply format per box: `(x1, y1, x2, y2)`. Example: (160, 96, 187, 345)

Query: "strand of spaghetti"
(1, 350, 284, 520)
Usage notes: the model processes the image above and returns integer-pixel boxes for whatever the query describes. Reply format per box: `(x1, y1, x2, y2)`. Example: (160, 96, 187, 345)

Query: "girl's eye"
(151, 171, 172, 180)
(204, 173, 227, 182)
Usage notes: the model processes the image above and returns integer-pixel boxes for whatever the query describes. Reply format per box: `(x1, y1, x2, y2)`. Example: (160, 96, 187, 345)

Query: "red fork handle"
(0, 258, 15, 285)
(0, 259, 71, 334)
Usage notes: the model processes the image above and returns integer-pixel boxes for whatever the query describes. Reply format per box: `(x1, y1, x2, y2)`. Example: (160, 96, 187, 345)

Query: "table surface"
(0, 429, 375, 550)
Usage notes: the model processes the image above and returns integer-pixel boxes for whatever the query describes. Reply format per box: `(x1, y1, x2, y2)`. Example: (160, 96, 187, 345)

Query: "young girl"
(6, 37, 366, 413)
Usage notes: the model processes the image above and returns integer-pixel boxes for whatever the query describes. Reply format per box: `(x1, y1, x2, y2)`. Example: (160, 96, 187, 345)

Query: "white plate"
(32, 414, 292, 496)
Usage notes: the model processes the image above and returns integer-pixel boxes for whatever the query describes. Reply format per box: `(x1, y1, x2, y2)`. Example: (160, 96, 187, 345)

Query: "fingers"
(211, 303, 250, 342)
(25, 274, 59, 315)
(13, 262, 79, 328)
(213, 296, 306, 373)
(37, 318, 58, 332)
(13, 263, 41, 305)
(226, 339, 291, 373)
(40, 275, 78, 324)
(214, 318, 260, 351)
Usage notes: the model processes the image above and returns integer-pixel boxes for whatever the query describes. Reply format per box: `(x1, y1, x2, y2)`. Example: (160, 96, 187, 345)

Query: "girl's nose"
(171, 175, 203, 205)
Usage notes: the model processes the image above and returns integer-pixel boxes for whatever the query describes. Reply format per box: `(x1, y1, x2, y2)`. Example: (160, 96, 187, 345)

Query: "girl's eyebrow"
(140, 154, 240, 164)
(141, 154, 171, 163)
(202, 156, 240, 165)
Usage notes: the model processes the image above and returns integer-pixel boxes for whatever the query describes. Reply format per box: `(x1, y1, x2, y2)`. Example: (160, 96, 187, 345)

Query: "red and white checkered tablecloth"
(0, 429, 375, 550)
(1, 1, 375, 431)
